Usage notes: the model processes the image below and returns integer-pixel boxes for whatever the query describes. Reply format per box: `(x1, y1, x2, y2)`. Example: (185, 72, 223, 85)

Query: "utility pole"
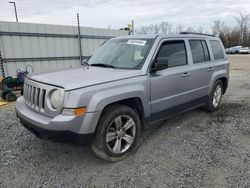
(9, 1, 18, 23)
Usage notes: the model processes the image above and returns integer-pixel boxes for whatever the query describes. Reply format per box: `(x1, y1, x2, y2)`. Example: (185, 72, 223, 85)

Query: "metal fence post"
(0, 51, 5, 77)
(132, 20, 134, 35)
(77, 13, 83, 65)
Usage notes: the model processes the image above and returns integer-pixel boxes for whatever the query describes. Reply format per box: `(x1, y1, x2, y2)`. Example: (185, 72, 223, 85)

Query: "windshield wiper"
(91, 63, 115, 69)
(81, 58, 90, 66)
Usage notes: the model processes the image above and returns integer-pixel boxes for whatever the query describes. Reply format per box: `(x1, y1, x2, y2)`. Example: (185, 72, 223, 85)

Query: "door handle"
(182, 72, 191, 77)
(208, 67, 215, 72)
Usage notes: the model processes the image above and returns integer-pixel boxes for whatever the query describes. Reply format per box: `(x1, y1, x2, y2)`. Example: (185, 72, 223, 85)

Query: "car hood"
(27, 66, 143, 91)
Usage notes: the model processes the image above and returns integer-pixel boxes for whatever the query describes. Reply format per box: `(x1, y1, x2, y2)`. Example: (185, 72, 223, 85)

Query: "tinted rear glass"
(201, 41, 210, 61)
(209, 40, 225, 60)
(189, 40, 210, 64)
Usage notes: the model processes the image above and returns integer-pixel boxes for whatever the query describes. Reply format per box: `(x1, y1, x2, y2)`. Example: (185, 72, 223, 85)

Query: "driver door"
(150, 39, 193, 121)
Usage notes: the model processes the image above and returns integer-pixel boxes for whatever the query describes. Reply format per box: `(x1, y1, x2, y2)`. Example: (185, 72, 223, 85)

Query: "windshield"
(87, 38, 154, 69)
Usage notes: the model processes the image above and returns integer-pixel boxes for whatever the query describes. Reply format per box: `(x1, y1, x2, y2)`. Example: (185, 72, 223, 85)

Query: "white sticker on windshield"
(127, 39, 147, 46)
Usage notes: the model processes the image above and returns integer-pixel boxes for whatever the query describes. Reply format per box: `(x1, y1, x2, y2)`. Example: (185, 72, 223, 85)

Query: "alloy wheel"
(106, 115, 136, 154)
(213, 84, 222, 108)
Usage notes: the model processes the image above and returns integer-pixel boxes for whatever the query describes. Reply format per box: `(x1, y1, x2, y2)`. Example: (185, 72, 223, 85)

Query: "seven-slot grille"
(23, 82, 46, 112)
(23, 77, 64, 117)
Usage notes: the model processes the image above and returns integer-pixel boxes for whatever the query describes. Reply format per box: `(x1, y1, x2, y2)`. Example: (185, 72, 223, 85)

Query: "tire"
(1, 91, 10, 100)
(91, 104, 141, 162)
(6, 92, 17, 102)
(205, 80, 223, 112)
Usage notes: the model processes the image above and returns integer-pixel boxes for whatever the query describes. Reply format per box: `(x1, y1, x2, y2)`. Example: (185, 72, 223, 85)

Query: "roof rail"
(180, 32, 216, 37)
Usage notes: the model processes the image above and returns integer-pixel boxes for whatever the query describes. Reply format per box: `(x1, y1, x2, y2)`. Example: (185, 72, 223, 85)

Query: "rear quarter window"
(209, 40, 225, 60)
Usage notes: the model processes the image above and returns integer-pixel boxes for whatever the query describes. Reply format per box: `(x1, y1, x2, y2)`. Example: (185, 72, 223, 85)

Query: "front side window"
(209, 40, 225, 60)
(189, 40, 210, 64)
(87, 38, 154, 69)
(156, 40, 187, 68)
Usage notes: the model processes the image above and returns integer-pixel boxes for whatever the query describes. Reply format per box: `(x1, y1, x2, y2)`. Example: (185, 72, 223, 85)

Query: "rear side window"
(189, 40, 210, 64)
(201, 41, 210, 61)
(157, 40, 187, 68)
(209, 40, 225, 60)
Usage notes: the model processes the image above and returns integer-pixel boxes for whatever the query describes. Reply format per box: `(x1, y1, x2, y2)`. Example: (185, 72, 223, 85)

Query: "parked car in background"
(16, 33, 229, 161)
(239, 47, 250, 54)
(226, 46, 242, 54)
(225, 48, 232, 54)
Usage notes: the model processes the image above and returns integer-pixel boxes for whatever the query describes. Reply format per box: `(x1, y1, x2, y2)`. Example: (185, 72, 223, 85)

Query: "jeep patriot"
(16, 33, 229, 161)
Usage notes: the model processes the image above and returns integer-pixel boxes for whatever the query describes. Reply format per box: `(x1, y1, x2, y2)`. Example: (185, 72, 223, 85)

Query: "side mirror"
(151, 57, 168, 73)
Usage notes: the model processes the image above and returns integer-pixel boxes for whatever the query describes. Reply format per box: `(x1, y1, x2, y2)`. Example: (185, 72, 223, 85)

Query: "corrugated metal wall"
(0, 21, 128, 77)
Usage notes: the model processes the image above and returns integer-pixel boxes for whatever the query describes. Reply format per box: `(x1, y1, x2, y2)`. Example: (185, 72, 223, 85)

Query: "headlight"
(50, 89, 64, 109)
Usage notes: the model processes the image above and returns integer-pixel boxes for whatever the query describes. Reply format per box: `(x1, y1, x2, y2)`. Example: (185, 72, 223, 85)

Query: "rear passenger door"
(187, 39, 213, 99)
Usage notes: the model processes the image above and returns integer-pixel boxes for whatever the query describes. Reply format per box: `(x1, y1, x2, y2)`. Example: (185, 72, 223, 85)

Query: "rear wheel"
(205, 80, 223, 112)
(91, 104, 141, 162)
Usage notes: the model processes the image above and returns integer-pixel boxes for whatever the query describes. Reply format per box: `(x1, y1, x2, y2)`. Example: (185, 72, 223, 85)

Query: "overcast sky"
(0, 0, 250, 30)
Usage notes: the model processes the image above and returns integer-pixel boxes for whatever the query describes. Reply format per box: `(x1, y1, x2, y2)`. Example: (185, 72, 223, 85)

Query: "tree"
(212, 20, 226, 36)
(135, 21, 173, 34)
(175, 24, 184, 33)
(160, 22, 172, 34)
(135, 12, 250, 48)
(234, 12, 250, 46)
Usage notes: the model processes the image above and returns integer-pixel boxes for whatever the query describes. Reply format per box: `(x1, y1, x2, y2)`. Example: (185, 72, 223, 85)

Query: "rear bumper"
(19, 117, 93, 145)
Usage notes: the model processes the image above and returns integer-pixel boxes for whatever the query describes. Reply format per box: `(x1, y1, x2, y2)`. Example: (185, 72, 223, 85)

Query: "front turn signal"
(62, 107, 87, 116)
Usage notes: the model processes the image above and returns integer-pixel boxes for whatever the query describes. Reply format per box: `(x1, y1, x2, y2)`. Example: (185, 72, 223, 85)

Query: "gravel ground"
(0, 55, 250, 188)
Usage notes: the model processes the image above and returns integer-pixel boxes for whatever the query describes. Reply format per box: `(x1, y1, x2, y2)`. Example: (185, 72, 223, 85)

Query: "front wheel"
(91, 104, 141, 162)
(205, 80, 223, 112)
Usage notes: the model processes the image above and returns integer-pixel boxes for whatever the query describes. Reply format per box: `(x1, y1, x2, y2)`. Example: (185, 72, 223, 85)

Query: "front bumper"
(16, 97, 101, 145)
(19, 117, 93, 145)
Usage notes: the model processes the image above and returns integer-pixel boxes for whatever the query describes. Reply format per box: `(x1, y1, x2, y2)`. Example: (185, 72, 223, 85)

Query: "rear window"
(189, 40, 210, 64)
(209, 40, 225, 60)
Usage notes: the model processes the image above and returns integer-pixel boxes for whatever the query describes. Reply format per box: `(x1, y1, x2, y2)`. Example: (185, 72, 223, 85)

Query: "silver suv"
(16, 33, 229, 161)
